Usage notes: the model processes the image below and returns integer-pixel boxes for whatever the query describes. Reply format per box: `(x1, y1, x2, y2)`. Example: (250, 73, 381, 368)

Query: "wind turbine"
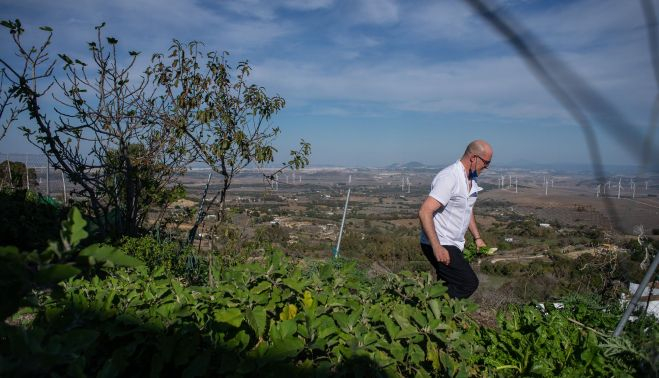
(406, 177, 411, 193)
(515, 177, 518, 193)
(334, 175, 351, 258)
(617, 177, 622, 199)
(596, 184, 600, 198)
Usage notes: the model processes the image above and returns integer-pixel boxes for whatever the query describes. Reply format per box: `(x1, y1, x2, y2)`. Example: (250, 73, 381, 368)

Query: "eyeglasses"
(476, 155, 491, 167)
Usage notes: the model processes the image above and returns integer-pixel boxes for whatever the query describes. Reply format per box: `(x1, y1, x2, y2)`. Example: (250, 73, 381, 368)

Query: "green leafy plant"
(0, 250, 484, 376)
(0, 207, 143, 320)
(0, 189, 62, 251)
(119, 234, 207, 285)
(463, 242, 496, 262)
(480, 300, 653, 377)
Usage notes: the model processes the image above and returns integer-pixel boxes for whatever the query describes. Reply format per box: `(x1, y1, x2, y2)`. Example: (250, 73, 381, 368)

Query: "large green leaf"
(388, 341, 406, 361)
(225, 330, 250, 351)
(282, 277, 304, 293)
(428, 299, 442, 320)
(250, 280, 271, 295)
(315, 315, 338, 341)
(410, 308, 428, 327)
(396, 326, 418, 340)
(61, 207, 88, 248)
(246, 306, 267, 338)
(392, 306, 413, 329)
(382, 316, 400, 341)
(35, 264, 81, 284)
(333, 311, 350, 331)
(409, 343, 425, 364)
(80, 244, 143, 267)
(278, 319, 297, 339)
(264, 336, 304, 361)
(214, 308, 243, 327)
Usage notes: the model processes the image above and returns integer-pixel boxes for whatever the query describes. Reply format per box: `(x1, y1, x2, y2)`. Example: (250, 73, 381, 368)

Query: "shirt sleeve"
(428, 171, 455, 206)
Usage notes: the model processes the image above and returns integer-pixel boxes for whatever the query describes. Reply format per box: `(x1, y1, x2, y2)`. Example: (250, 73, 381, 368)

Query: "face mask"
(468, 159, 478, 180)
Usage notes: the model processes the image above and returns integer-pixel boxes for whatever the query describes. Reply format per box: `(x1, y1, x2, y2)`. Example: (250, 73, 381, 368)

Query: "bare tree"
(0, 21, 189, 236)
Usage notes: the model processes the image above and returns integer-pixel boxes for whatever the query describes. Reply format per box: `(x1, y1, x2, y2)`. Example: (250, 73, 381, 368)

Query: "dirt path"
(488, 254, 547, 264)
(485, 247, 600, 264)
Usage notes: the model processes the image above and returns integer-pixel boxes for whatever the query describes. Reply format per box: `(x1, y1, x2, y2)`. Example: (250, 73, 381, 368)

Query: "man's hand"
(434, 245, 450, 266)
(475, 237, 487, 249)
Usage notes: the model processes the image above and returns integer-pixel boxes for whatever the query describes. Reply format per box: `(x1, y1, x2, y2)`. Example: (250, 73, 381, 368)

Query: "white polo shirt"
(420, 160, 482, 250)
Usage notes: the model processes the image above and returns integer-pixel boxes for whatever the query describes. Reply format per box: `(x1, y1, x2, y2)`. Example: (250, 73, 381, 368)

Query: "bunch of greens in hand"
(463, 242, 497, 262)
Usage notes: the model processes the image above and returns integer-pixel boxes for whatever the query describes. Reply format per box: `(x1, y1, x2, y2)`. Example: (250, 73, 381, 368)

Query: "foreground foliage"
(2, 247, 657, 376)
(0, 207, 142, 320)
(1, 203, 656, 377)
(1, 253, 483, 377)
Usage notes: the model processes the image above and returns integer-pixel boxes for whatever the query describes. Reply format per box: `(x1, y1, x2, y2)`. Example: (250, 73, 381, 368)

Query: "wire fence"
(0, 152, 73, 201)
(628, 281, 659, 319)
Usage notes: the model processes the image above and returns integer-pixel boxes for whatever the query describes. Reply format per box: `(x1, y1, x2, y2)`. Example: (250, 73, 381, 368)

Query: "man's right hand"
(434, 246, 450, 266)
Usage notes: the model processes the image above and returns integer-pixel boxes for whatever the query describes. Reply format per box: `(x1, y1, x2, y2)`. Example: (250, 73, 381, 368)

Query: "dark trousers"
(421, 243, 479, 299)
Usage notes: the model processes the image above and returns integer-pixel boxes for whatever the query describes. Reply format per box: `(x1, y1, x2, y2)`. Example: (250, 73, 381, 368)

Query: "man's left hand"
(475, 238, 487, 249)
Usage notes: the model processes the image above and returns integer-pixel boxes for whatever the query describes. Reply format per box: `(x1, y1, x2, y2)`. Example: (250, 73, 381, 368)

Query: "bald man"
(418, 140, 493, 298)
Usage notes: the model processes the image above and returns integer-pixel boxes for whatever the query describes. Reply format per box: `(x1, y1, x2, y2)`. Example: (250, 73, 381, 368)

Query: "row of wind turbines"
(269, 172, 304, 191)
(596, 178, 650, 199)
(496, 172, 652, 199)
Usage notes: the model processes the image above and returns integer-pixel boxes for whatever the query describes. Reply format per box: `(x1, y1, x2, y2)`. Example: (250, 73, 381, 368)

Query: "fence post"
(46, 157, 50, 196)
(25, 154, 29, 190)
(61, 170, 67, 203)
(6, 155, 12, 188)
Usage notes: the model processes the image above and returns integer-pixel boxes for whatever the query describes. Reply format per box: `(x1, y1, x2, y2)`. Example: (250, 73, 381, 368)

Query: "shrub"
(119, 235, 207, 285)
(0, 189, 63, 251)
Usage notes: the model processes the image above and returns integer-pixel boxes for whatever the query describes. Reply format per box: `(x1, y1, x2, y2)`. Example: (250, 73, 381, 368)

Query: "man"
(418, 140, 493, 299)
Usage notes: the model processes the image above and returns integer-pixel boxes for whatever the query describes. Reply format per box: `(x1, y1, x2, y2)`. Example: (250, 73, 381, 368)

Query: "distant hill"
(385, 161, 439, 170)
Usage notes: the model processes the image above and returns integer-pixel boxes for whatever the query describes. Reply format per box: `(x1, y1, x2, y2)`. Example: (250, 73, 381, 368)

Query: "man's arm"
(468, 209, 486, 249)
(418, 196, 451, 265)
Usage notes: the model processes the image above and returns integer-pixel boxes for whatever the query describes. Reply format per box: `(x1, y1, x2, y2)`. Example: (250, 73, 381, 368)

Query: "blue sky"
(1, 0, 657, 169)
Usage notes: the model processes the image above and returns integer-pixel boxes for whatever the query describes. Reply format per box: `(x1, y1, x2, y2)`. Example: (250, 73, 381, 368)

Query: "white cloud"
(403, 1, 479, 41)
(223, 0, 336, 20)
(282, 0, 336, 11)
(352, 0, 399, 25)
(252, 55, 564, 119)
(520, 0, 645, 50)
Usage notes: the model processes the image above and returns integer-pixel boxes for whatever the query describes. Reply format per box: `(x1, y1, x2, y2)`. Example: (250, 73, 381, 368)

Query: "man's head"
(462, 140, 493, 177)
